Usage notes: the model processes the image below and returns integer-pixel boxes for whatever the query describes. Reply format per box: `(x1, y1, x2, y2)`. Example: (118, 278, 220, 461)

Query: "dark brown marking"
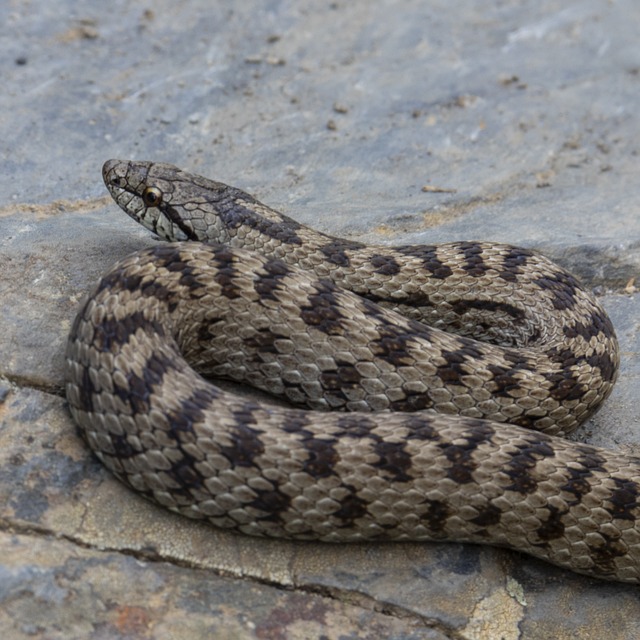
(368, 323, 420, 368)
(587, 350, 618, 384)
(168, 451, 205, 489)
(396, 245, 454, 279)
(471, 503, 502, 529)
(211, 247, 242, 299)
(374, 441, 412, 483)
(216, 404, 265, 467)
(563, 307, 616, 345)
(300, 284, 347, 335)
(151, 243, 192, 269)
(319, 361, 363, 398)
(457, 242, 489, 277)
(125, 372, 152, 414)
(281, 412, 313, 433)
(332, 490, 369, 524)
(608, 478, 640, 521)
(505, 470, 538, 495)
(140, 279, 172, 303)
(179, 267, 208, 296)
(164, 388, 213, 440)
(436, 348, 474, 387)
(586, 532, 628, 576)
(561, 470, 593, 504)
(97, 268, 144, 296)
(445, 449, 478, 484)
(281, 413, 342, 479)
(564, 317, 605, 341)
(245, 328, 290, 355)
(422, 499, 451, 533)
(535, 271, 580, 311)
(389, 393, 434, 412)
(535, 504, 566, 542)
(545, 341, 617, 401)
(302, 437, 340, 478)
(150, 249, 210, 297)
(336, 362, 362, 385)
(370, 253, 401, 275)
(253, 258, 291, 301)
(502, 434, 555, 495)
(592, 307, 617, 340)
(93, 311, 165, 354)
(573, 445, 608, 474)
(450, 298, 526, 322)
(318, 371, 342, 391)
(250, 486, 292, 520)
(77, 365, 95, 414)
(485, 350, 538, 399)
(435, 344, 489, 387)
(402, 415, 439, 440)
(496, 247, 534, 282)
(318, 239, 366, 266)
(335, 414, 379, 438)
(544, 371, 585, 402)
(484, 364, 524, 397)
(440, 421, 496, 484)
(357, 289, 435, 309)
(110, 434, 139, 459)
(195, 317, 225, 346)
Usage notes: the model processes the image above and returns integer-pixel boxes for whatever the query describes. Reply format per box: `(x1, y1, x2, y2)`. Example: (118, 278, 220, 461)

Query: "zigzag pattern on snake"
(65, 159, 640, 582)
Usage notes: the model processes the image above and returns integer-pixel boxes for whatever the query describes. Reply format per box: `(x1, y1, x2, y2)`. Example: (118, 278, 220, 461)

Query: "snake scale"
(65, 159, 640, 583)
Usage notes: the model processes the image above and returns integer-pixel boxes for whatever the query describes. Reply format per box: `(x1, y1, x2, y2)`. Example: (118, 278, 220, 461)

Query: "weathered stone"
(2, 0, 640, 637)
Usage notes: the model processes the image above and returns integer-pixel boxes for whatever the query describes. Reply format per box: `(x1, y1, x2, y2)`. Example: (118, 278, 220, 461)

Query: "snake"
(64, 159, 640, 583)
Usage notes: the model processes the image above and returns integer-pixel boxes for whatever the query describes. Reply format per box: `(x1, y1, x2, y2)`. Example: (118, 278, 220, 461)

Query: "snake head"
(102, 159, 246, 243)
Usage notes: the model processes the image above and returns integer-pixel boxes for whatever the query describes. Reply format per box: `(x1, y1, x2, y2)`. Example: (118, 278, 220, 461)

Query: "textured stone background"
(1, 1, 639, 638)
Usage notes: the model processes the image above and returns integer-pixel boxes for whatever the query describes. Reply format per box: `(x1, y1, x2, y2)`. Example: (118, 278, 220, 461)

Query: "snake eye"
(142, 186, 163, 207)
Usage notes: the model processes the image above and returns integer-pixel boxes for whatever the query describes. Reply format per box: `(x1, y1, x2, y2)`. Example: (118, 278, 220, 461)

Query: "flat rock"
(2, 0, 640, 638)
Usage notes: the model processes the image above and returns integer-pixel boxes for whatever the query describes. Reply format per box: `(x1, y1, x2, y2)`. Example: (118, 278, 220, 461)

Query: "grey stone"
(0, 534, 443, 640)
(1, 0, 640, 638)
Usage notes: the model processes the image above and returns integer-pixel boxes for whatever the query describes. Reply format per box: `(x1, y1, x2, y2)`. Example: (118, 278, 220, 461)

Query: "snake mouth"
(102, 159, 153, 226)
(102, 159, 136, 205)
(102, 169, 147, 226)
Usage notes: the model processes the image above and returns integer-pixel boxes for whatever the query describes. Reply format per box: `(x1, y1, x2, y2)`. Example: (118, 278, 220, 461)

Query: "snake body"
(65, 159, 640, 582)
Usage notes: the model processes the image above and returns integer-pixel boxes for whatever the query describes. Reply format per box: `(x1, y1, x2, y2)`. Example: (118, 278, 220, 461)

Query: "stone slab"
(2, 0, 640, 638)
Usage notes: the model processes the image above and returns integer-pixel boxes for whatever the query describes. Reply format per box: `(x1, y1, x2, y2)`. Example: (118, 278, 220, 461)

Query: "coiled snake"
(65, 159, 640, 582)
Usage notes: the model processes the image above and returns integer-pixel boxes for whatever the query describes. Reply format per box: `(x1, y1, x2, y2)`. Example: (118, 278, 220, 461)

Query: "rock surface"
(1, 1, 639, 638)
